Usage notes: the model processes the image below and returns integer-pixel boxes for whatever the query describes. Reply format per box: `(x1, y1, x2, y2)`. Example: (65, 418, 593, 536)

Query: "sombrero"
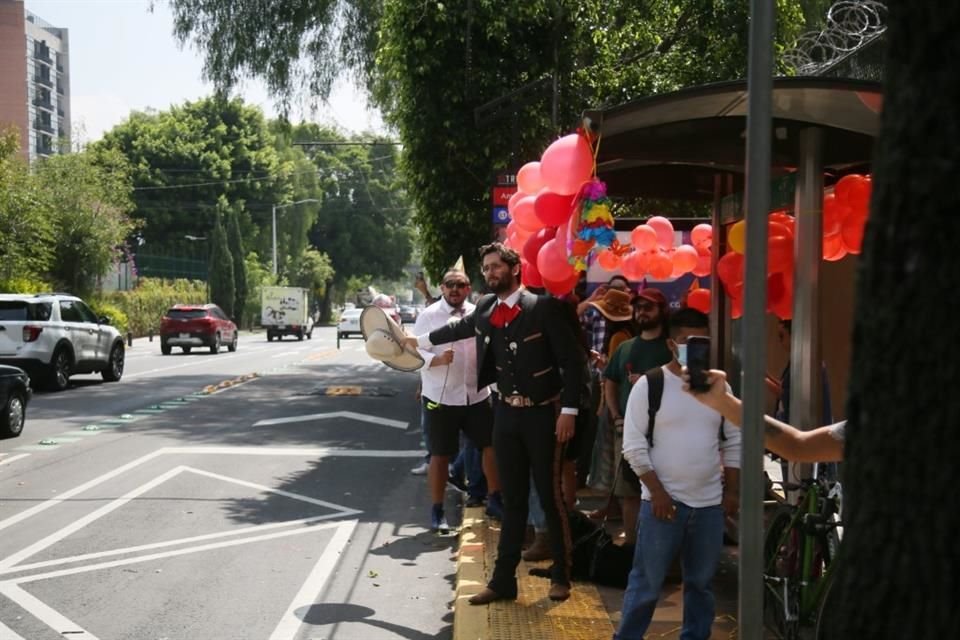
(360, 305, 425, 372)
(588, 288, 634, 322)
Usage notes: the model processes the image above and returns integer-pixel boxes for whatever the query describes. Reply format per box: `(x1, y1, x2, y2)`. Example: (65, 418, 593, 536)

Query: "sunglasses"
(634, 301, 656, 312)
(443, 281, 468, 289)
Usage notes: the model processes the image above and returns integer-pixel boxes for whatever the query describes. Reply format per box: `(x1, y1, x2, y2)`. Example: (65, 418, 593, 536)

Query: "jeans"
(527, 474, 547, 531)
(615, 501, 724, 640)
(451, 438, 487, 499)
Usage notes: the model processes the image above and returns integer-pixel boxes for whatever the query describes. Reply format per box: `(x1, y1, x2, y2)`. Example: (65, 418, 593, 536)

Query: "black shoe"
(447, 474, 468, 493)
(485, 492, 504, 520)
(431, 505, 450, 534)
(465, 495, 485, 508)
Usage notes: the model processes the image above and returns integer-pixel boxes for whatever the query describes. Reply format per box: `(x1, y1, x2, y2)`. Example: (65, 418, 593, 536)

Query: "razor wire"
(783, 0, 888, 75)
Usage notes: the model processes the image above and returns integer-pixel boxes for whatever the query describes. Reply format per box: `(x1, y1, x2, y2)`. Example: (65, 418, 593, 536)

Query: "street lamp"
(184, 235, 210, 300)
(272, 198, 320, 276)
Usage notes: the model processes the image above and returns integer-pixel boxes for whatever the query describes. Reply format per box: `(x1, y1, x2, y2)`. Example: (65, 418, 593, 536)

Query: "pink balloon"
(512, 195, 543, 233)
(691, 223, 713, 250)
(692, 252, 712, 277)
(506, 220, 532, 242)
(648, 250, 674, 280)
(620, 251, 645, 281)
(672, 245, 699, 274)
(507, 190, 525, 216)
(522, 226, 557, 266)
(534, 190, 577, 227)
(517, 161, 544, 195)
(537, 238, 575, 282)
(647, 216, 675, 250)
(542, 270, 579, 296)
(630, 225, 658, 252)
(539, 133, 594, 196)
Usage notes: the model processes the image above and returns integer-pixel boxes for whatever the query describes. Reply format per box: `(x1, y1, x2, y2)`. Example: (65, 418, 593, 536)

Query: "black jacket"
(428, 289, 585, 410)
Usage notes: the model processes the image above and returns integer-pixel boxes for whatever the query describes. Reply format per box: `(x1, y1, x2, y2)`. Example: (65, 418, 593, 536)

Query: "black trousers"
(488, 401, 572, 595)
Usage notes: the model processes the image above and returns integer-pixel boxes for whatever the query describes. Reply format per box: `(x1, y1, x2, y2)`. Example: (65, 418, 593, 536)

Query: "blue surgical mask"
(676, 343, 688, 367)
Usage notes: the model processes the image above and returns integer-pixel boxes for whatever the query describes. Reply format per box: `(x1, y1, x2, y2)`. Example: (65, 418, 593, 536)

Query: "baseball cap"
(634, 288, 667, 307)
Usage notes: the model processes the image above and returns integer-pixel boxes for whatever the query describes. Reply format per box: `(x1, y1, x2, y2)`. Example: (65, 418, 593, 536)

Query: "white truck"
(261, 286, 313, 342)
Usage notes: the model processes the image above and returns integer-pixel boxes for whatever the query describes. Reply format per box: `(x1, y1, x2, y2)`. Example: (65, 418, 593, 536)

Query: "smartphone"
(686, 335, 711, 392)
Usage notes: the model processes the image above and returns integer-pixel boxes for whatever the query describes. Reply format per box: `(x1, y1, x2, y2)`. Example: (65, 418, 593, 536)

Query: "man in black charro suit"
(405, 242, 585, 604)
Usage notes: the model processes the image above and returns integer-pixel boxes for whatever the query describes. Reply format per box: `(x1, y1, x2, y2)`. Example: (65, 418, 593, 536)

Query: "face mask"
(676, 343, 688, 366)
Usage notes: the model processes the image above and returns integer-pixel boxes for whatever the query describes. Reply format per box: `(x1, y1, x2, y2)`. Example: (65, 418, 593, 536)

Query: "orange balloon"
(631, 224, 659, 252)
(648, 250, 674, 280)
(597, 249, 621, 271)
(717, 251, 745, 288)
(620, 251, 646, 281)
(687, 288, 711, 314)
(672, 245, 699, 274)
(691, 252, 712, 277)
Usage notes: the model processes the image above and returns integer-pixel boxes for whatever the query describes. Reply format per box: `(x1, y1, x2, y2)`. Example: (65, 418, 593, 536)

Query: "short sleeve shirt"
(603, 336, 673, 415)
(829, 421, 846, 441)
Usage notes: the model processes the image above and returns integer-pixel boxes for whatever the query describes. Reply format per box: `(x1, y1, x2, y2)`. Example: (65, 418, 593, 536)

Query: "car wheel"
(267, 333, 274, 342)
(228, 333, 238, 352)
(161, 341, 172, 355)
(182, 346, 192, 354)
(297, 331, 304, 341)
(101, 343, 124, 382)
(210, 333, 221, 354)
(0, 389, 25, 438)
(47, 348, 71, 391)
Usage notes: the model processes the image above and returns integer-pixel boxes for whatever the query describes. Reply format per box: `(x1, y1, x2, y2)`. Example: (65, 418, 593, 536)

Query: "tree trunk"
(319, 278, 334, 324)
(831, 5, 959, 638)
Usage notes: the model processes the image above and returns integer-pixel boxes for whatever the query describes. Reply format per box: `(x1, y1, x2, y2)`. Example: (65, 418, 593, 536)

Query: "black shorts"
(563, 409, 589, 461)
(422, 396, 494, 456)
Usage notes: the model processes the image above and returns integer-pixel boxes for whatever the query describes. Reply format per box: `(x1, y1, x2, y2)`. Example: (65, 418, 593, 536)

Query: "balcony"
(57, 107, 64, 117)
(32, 96, 54, 111)
(33, 118, 54, 134)
(35, 142, 54, 156)
(33, 46, 53, 65)
(56, 83, 64, 95)
(34, 74, 53, 89)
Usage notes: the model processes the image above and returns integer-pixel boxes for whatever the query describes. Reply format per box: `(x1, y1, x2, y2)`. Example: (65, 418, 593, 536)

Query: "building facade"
(0, 0, 70, 162)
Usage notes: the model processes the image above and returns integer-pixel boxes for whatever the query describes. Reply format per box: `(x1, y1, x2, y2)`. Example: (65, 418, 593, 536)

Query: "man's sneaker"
(431, 504, 450, 533)
(465, 495, 486, 508)
(485, 492, 504, 520)
(447, 474, 468, 493)
(410, 461, 430, 475)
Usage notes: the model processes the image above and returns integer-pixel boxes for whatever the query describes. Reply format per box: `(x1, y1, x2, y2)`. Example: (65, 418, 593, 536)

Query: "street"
(0, 327, 456, 640)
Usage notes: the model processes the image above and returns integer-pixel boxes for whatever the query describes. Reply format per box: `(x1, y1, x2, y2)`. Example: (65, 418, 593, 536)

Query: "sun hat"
(360, 305, 425, 372)
(588, 288, 634, 322)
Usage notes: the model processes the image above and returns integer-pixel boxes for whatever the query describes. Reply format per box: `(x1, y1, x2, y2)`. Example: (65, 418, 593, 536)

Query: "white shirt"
(622, 365, 741, 508)
(413, 297, 490, 406)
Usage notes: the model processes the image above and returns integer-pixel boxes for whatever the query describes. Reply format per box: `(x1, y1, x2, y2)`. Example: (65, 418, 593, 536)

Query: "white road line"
(182, 467, 363, 513)
(269, 520, 357, 640)
(0, 453, 30, 467)
(3, 520, 348, 585)
(0, 618, 27, 640)
(0, 584, 98, 639)
(253, 411, 408, 430)
(166, 446, 424, 457)
(270, 350, 298, 358)
(0, 449, 167, 534)
(0, 466, 188, 571)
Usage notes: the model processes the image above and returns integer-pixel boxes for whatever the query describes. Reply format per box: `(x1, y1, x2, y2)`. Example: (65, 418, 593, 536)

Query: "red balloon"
(620, 251, 645, 281)
(768, 234, 794, 273)
(631, 224, 659, 252)
(521, 258, 543, 288)
(507, 190, 525, 215)
(833, 174, 863, 205)
(597, 249, 621, 271)
(822, 193, 851, 236)
(648, 250, 674, 280)
(847, 179, 872, 218)
(730, 293, 743, 319)
(672, 245, 699, 274)
(539, 133, 594, 196)
(647, 216, 675, 250)
(690, 224, 713, 251)
(513, 195, 543, 233)
(841, 216, 866, 254)
(692, 252, 712, 277)
(537, 238, 575, 282)
(522, 226, 557, 266)
(534, 190, 577, 227)
(767, 271, 787, 306)
(542, 270, 579, 296)
(687, 288, 711, 314)
(716, 251, 745, 288)
(823, 232, 846, 261)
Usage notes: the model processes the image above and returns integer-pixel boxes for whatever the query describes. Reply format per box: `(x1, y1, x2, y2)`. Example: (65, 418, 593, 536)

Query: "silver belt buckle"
(507, 395, 524, 407)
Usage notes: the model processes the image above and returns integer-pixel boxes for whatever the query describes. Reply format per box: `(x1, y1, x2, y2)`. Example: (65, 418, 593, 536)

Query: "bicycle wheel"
(813, 569, 837, 639)
(763, 507, 802, 640)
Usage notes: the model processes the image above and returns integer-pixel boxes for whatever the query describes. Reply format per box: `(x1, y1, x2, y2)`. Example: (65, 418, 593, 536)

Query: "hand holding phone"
(685, 335, 711, 392)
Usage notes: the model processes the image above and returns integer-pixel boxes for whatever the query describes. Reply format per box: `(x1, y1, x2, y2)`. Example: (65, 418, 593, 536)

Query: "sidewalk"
(451, 493, 740, 640)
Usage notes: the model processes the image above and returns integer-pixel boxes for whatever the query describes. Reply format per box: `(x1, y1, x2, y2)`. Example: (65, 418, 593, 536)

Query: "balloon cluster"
(503, 131, 598, 296)
(714, 173, 872, 320)
(595, 218, 713, 283)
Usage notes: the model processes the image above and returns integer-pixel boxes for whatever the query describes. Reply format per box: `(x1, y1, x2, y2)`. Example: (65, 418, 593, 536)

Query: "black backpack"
(643, 366, 726, 448)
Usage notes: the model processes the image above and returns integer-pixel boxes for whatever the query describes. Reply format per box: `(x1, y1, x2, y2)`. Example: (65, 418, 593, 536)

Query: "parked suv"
(0, 293, 126, 391)
(160, 304, 238, 355)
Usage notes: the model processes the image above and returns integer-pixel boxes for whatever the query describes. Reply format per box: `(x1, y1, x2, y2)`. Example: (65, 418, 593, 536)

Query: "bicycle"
(762, 468, 843, 640)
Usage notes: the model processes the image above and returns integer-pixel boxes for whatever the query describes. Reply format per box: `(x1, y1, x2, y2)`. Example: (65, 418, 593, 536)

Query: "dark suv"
(160, 304, 238, 355)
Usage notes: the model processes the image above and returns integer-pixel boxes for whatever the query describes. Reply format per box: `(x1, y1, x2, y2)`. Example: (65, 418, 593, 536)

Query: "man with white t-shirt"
(615, 308, 741, 640)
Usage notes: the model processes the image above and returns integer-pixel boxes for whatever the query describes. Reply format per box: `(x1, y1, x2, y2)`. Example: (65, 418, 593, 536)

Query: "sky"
(26, 0, 386, 144)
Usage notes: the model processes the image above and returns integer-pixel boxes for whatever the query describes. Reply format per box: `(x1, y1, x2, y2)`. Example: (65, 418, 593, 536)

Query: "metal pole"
(739, 1, 775, 639)
(271, 203, 278, 277)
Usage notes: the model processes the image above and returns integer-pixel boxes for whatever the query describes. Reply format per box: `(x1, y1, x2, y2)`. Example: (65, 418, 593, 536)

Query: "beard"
(486, 273, 516, 294)
(637, 315, 663, 332)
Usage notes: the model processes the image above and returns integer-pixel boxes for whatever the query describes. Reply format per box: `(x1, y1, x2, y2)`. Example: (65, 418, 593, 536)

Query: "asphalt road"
(0, 326, 459, 640)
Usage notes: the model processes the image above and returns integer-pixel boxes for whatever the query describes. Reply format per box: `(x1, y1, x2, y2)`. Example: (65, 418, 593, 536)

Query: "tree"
(207, 213, 235, 317)
(32, 147, 136, 297)
(226, 206, 248, 322)
(289, 248, 335, 309)
(0, 129, 54, 285)
(829, 5, 956, 638)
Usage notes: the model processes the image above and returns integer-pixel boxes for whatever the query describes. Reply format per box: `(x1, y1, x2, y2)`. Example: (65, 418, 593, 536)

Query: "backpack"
(643, 366, 726, 448)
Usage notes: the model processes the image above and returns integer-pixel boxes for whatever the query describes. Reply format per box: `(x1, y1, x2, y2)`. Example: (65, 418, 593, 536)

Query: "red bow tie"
(490, 302, 520, 328)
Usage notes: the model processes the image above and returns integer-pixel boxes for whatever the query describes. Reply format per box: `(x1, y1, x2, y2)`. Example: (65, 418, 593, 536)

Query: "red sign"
(492, 186, 517, 207)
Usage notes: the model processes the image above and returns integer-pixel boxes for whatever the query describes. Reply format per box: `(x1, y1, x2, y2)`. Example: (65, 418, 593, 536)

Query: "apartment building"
(0, 0, 70, 162)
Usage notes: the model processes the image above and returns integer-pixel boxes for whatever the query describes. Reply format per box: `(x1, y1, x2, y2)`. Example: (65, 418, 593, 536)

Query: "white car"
(337, 308, 363, 339)
(0, 293, 125, 391)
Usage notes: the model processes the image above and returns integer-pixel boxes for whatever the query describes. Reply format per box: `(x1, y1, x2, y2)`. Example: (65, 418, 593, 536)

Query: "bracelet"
(613, 416, 624, 424)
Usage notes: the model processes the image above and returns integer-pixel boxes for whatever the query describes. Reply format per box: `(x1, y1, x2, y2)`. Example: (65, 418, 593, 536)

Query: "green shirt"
(603, 335, 673, 415)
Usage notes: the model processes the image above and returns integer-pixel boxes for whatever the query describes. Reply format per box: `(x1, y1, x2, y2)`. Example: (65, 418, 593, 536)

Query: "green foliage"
(102, 278, 206, 336)
(241, 251, 274, 329)
(32, 148, 136, 298)
(88, 300, 130, 335)
(0, 129, 55, 283)
(226, 207, 248, 320)
(0, 276, 55, 294)
(289, 248, 335, 300)
(208, 213, 235, 317)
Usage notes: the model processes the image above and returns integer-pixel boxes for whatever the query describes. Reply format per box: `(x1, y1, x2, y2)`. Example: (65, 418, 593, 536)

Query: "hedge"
(100, 278, 206, 337)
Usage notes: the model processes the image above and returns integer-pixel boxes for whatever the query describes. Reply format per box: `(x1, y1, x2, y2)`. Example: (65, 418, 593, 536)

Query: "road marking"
(253, 411, 408, 430)
(0, 618, 26, 640)
(270, 350, 298, 358)
(0, 584, 98, 639)
(168, 446, 424, 457)
(269, 520, 357, 640)
(0, 453, 30, 467)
